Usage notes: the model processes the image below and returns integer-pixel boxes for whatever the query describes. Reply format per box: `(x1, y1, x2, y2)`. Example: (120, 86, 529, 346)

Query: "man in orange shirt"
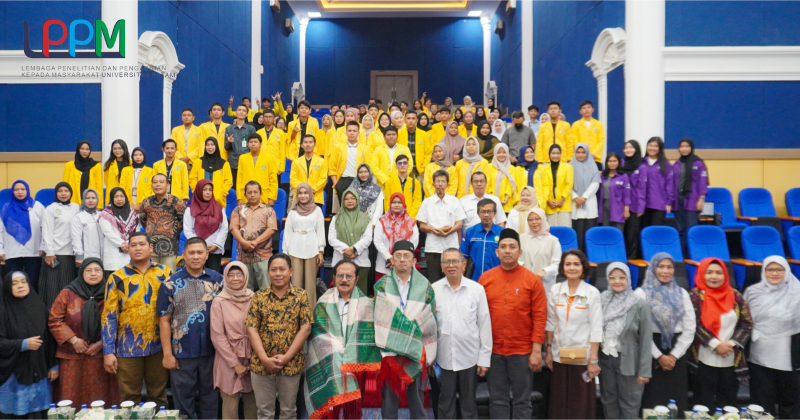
(478, 228, 548, 419)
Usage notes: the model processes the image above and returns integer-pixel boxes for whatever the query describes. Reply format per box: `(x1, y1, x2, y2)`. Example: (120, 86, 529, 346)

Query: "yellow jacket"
(260, 98, 287, 120)
(366, 130, 385, 151)
(510, 166, 529, 207)
(454, 159, 489, 198)
(188, 159, 233, 207)
(169, 124, 203, 161)
(103, 160, 130, 204)
(119, 166, 155, 205)
(460, 106, 476, 115)
(256, 127, 287, 172)
(534, 162, 574, 214)
(429, 122, 447, 146)
(536, 120, 576, 163)
(198, 121, 231, 161)
(328, 141, 370, 183)
(571, 118, 605, 163)
(320, 128, 339, 159)
(383, 175, 423, 219)
(236, 151, 278, 203)
(484, 165, 516, 212)
(63, 161, 104, 207)
(289, 155, 328, 205)
(369, 144, 414, 188)
(397, 127, 430, 173)
(458, 124, 477, 139)
(152, 159, 190, 201)
(227, 106, 258, 122)
(286, 117, 323, 160)
(423, 163, 458, 197)
(336, 126, 366, 149)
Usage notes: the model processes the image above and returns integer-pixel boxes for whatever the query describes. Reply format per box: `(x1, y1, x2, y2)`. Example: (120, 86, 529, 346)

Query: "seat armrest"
(590, 262, 597, 267)
(698, 217, 715, 222)
(730, 259, 755, 266)
(778, 216, 800, 221)
(627, 259, 649, 267)
(737, 216, 758, 221)
(684, 259, 700, 266)
(788, 259, 800, 265)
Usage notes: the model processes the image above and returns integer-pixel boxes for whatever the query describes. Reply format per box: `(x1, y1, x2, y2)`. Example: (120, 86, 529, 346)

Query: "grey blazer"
(614, 298, 654, 378)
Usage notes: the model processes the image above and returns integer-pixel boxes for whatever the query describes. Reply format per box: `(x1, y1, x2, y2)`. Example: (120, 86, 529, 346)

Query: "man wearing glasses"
(459, 171, 507, 230)
(432, 248, 492, 419)
(417, 170, 467, 282)
(460, 199, 504, 280)
(303, 260, 381, 419)
(373, 240, 438, 420)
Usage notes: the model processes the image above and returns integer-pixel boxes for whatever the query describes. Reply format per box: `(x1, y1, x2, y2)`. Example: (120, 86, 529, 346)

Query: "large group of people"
(0, 92, 797, 420)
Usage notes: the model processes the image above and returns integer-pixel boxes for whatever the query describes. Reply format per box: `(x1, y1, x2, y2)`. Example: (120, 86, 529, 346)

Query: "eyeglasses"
(608, 276, 628, 282)
(434, 180, 448, 185)
(442, 260, 462, 266)
(393, 254, 414, 260)
(396, 162, 408, 166)
(766, 268, 786, 274)
(335, 274, 355, 281)
(478, 210, 495, 215)
(227, 273, 245, 279)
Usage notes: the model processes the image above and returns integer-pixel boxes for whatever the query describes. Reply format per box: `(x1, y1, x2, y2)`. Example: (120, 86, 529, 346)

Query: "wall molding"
(663, 46, 800, 81)
(137, 31, 185, 141)
(666, 149, 800, 160)
(0, 152, 103, 163)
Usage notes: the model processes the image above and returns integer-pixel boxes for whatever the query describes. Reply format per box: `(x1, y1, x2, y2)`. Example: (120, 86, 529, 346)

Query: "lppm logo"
(23, 19, 125, 58)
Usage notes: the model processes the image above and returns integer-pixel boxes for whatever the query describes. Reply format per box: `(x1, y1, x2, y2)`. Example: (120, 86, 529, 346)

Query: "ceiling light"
(308, 12, 321, 18)
(468, 10, 482, 17)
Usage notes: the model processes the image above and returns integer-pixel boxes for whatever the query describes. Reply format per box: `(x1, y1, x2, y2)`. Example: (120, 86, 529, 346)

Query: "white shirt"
(749, 335, 792, 371)
(42, 202, 80, 256)
(183, 207, 229, 254)
(571, 182, 600, 220)
(635, 288, 697, 359)
(282, 208, 326, 259)
(328, 215, 373, 269)
(336, 289, 350, 337)
(366, 193, 385, 227)
(98, 217, 130, 272)
(698, 308, 738, 368)
(343, 141, 359, 177)
(546, 281, 604, 363)
(0, 202, 45, 258)
(71, 211, 104, 260)
(459, 193, 507, 229)
(415, 194, 467, 253)
(374, 223, 419, 274)
(433, 276, 493, 371)
(519, 233, 562, 291)
(387, 144, 397, 164)
(381, 273, 413, 359)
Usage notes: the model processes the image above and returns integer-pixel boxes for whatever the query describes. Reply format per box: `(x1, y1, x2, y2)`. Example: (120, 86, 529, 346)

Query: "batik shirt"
(139, 194, 186, 257)
(102, 263, 172, 357)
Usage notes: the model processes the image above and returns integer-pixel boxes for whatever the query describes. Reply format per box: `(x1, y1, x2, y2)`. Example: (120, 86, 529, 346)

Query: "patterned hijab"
(600, 262, 640, 356)
(348, 163, 382, 213)
(100, 187, 139, 241)
(641, 252, 685, 348)
(379, 193, 416, 252)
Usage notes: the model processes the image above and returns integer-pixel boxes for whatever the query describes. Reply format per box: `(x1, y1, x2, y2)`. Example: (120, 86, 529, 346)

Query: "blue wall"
(262, 2, 299, 100)
(305, 18, 483, 105)
(490, 2, 522, 113)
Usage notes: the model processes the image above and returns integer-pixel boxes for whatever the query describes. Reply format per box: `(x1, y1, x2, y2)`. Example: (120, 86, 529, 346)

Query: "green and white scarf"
(304, 286, 381, 420)
(373, 268, 438, 383)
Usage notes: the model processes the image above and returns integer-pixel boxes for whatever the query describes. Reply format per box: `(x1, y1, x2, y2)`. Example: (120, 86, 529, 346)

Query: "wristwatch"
(544, 344, 552, 348)
(589, 359, 599, 365)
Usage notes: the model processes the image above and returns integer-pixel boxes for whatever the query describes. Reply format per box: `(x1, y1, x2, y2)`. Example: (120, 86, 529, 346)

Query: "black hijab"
(549, 144, 561, 197)
(677, 137, 705, 194)
(621, 140, 643, 175)
(131, 147, 147, 169)
(201, 137, 225, 173)
(333, 110, 346, 129)
(1, 271, 52, 385)
(417, 114, 430, 131)
(74, 141, 97, 193)
(108, 187, 131, 221)
(249, 112, 264, 131)
(64, 258, 105, 343)
(476, 121, 495, 154)
(54, 181, 73, 205)
(377, 112, 391, 135)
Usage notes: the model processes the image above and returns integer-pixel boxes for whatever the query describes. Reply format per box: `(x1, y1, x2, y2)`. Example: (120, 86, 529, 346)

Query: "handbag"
(555, 282, 590, 364)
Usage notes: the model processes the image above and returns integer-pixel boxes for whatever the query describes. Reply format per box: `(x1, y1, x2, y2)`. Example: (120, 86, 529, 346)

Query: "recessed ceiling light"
(308, 12, 321, 18)
(468, 10, 482, 17)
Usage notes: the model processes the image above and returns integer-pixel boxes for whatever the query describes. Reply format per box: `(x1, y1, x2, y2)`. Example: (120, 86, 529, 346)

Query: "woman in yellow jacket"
(454, 137, 489, 198)
(533, 144, 574, 227)
(320, 114, 338, 159)
(366, 112, 391, 150)
(119, 147, 154, 206)
(485, 143, 517, 213)
(189, 138, 233, 208)
(103, 139, 131, 205)
(64, 141, 104, 207)
(423, 142, 458, 197)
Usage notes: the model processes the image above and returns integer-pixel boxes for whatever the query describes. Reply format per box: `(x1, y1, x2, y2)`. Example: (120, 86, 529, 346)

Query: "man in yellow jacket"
(236, 132, 278, 206)
(286, 100, 323, 160)
(571, 100, 605, 166)
(383, 154, 422, 218)
(198, 102, 230, 161)
(256, 109, 287, 173)
(370, 126, 414, 188)
(289, 134, 328, 205)
(536, 101, 576, 163)
(152, 139, 190, 201)
(429, 108, 451, 145)
(169, 108, 203, 163)
(329, 121, 370, 205)
(397, 112, 429, 175)
(227, 95, 258, 121)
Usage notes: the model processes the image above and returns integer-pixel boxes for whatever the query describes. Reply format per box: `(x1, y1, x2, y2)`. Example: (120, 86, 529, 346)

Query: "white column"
(481, 17, 492, 104)
(102, 0, 139, 156)
(520, 0, 533, 110)
(597, 73, 608, 160)
(251, 0, 261, 108)
(163, 78, 173, 140)
(299, 19, 308, 91)
(625, 0, 665, 145)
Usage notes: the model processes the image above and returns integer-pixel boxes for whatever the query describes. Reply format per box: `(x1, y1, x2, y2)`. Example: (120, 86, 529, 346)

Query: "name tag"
(241, 140, 247, 148)
(442, 322, 451, 335)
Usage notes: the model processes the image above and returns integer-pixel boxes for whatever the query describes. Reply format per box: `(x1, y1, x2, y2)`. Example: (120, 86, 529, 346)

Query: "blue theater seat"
(35, 188, 55, 207)
(550, 227, 577, 252)
(686, 225, 747, 290)
(640, 226, 690, 290)
(741, 225, 800, 281)
(584, 226, 647, 290)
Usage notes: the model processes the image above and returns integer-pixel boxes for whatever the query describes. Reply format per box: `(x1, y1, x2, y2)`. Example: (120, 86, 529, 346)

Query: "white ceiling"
(285, 0, 501, 20)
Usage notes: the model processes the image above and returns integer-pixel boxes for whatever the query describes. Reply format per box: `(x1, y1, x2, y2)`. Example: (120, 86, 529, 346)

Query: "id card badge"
(442, 321, 451, 335)
(241, 140, 247, 148)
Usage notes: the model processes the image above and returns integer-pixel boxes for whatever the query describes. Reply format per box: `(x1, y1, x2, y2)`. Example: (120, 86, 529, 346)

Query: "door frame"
(370, 70, 419, 103)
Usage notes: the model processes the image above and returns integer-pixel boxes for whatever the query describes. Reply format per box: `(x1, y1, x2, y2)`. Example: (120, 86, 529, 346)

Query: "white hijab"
(744, 256, 800, 339)
(493, 119, 507, 140)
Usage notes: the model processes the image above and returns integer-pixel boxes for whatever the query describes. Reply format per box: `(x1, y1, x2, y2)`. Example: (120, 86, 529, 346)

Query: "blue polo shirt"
(156, 268, 223, 358)
(460, 223, 503, 280)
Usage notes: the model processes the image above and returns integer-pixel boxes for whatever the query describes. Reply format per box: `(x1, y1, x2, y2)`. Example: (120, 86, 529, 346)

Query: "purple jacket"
(672, 159, 709, 211)
(621, 159, 647, 214)
(597, 173, 631, 224)
(642, 159, 675, 211)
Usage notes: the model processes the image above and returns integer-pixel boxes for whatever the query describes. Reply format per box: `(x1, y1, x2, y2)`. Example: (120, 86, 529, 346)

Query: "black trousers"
(231, 168, 238, 190)
(642, 208, 666, 229)
(693, 362, 739, 410)
(426, 252, 443, 283)
(334, 176, 354, 210)
(573, 218, 597, 253)
(205, 253, 222, 273)
(624, 213, 642, 259)
(642, 334, 689, 417)
(438, 367, 478, 419)
(749, 362, 800, 419)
